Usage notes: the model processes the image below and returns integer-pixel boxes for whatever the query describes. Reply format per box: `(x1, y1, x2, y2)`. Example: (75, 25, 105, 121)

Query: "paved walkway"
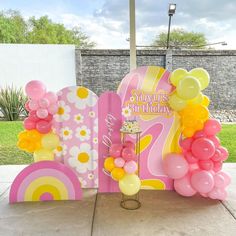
(0, 164, 236, 236)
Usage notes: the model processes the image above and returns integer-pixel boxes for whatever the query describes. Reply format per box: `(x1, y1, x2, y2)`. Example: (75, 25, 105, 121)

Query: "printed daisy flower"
(89, 111, 96, 118)
(68, 143, 98, 174)
(122, 106, 132, 118)
(93, 137, 98, 144)
(88, 173, 94, 180)
(55, 101, 71, 122)
(67, 86, 97, 109)
(78, 177, 87, 187)
(54, 144, 67, 157)
(130, 96, 135, 102)
(94, 118, 98, 133)
(74, 113, 84, 124)
(76, 125, 91, 141)
(60, 127, 73, 140)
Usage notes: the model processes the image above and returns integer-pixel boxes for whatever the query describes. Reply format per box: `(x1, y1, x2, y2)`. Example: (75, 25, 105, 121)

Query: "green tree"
(152, 29, 207, 49)
(0, 10, 95, 48)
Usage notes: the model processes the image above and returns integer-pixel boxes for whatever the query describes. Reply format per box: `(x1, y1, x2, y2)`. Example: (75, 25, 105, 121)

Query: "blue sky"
(0, 0, 235, 49)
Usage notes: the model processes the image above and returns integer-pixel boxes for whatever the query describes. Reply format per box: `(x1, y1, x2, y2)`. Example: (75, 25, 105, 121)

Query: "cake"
(120, 120, 141, 133)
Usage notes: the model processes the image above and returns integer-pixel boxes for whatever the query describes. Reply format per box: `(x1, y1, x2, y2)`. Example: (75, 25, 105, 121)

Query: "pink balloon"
(25, 80, 46, 100)
(163, 153, 189, 179)
(211, 149, 222, 162)
(218, 146, 229, 161)
(193, 130, 206, 139)
(122, 147, 136, 160)
(28, 100, 39, 111)
(44, 113, 53, 122)
(38, 98, 50, 108)
(214, 173, 226, 188)
(191, 170, 214, 193)
(208, 187, 227, 201)
(191, 138, 215, 160)
(28, 110, 40, 122)
(23, 117, 36, 130)
(36, 108, 48, 119)
(199, 192, 208, 198)
(114, 157, 125, 168)
(124, 160, 138, 174)
(180, 138, 193, 151)
(25, 100, 31, 112)
(189, 163, 199, 172)
(174, 174, 197, 197)
(36, 120, 51, 134)
(44, 91, 58, 104)
(213, 161, 222, 172)
(217, 172, 231, 186)
(109, 144, 123, 158)
(123, 140, 135, 150)
(199, 159, 214, 171)
(185, 151, 198, 163)
(48, 103, 58, 115)
(204, 119, 221, 136)
(208, 136, 220, 147)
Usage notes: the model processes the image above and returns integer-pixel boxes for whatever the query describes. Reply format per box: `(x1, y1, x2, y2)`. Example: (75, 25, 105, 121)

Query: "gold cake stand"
(120, 130, 142, 210)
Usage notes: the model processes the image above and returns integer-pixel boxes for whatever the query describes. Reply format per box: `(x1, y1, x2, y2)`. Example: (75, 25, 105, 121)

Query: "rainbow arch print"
(117, 66, 181, 190)
(9, 161, 82, 203)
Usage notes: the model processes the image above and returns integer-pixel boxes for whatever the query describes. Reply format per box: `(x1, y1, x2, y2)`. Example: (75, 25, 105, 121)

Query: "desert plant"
(0, 85, 27, 121)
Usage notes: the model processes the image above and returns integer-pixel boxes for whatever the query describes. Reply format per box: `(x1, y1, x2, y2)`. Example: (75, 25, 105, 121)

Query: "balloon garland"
(17, 80, 60, 162)
(164, 68, 231, 200)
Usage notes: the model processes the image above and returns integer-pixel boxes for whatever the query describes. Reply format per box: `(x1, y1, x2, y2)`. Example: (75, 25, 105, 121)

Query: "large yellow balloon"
(33, 148, 54, 162)
(111, 167, 125, 181)
(104, 157, 115, 172)
(170, 68, 188, 86)
(190, 68, 210, 90)
(176, 76, 201, 100)
(119, 174, 141, 196)
(168, 92, 187, 111)
(41, 133, 60, 150)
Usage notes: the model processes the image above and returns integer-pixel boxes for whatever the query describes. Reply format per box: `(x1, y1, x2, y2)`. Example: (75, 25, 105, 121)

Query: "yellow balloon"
(104, 157, 115, 172)
(187, 92, 203, 105)
(111, 168, 125, 181)
(168, 92, 187, 111)
(33, 148, 54, 162)
(41, 133, 60, 150)
(201, 95, 210, 107)
(177, 76, 201, 100)
(119, 174, 141, 196)
(190, 68, 210, 90)
(170, 68, 188, 86)
(182, 127, 195, 138)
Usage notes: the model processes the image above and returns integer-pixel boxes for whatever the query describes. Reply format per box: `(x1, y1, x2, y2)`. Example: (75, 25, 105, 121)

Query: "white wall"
(0, 44, 76, 92)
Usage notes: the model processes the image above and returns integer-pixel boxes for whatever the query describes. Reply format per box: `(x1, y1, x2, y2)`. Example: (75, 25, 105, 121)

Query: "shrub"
(0, 85, 27, 121)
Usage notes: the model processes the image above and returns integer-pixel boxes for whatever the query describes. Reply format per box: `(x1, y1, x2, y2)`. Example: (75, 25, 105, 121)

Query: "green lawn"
(0, 121, 235, 165)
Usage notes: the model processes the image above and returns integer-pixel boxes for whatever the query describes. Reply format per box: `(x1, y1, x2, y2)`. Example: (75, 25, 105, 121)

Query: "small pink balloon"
(218, 146, 229, 161)
(25, 80, 46, 100)
(36, 120, 51, 134)
(211, 149, 223, 162)
(174, 174, 197, 197)
(44, 113, 53, 122)
(213, 161, 222, 172)
(122, 147, 136, 160)
(189, 163, 199, 172)
(204, 119, 222, 136)
(163, 153, 189, 179)
(193, 130, 206, 139)
(36, 108, 48, 119)
(191, 170, 214, 193)
(25, 100, 31, 112)
(191, 138, 215, 160)
(28, 110, 40, 122)
(38, 98, 50, 108)
(208, 136, 220, 147)
(48, 103, 59, 115)
(23, 117, 36, 130)
(123, 140, 135, 150)
(208, 187, 227, 201)
(44, 91, 58, 104)
(199, 159, 214, 171)
(217, 172, 231, 186)
(185, 151, 198, 163)
(110, 144, 123, 158)
(28, 100, 39, 110)
(180, 138, 193, 151)
(214, 173, 226, 188)
(114, 157, 125, 168)
(124, 160, 138, 174)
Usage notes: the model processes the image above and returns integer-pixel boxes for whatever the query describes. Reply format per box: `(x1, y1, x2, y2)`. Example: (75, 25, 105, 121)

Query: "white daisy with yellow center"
(74, 113, 84, 124)
(122, 106, 132, 118)
(94, 118, 98, 133)
(88, 173, 94, 180)
(89, 111, 96, 118)
(68, 143, 98, 174)
(93, 137, 98, 144)
(54, 144, 67, 157)
(67, 86, 97, 110)
(76, 125, 91, 141)
(60, 127, 73, 140)
(130, 96, 135, 102)
(55, 101, 71, 122)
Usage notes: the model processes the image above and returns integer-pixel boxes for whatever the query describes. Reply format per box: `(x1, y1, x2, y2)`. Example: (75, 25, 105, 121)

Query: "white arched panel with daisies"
(53, 86, 98, 188)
